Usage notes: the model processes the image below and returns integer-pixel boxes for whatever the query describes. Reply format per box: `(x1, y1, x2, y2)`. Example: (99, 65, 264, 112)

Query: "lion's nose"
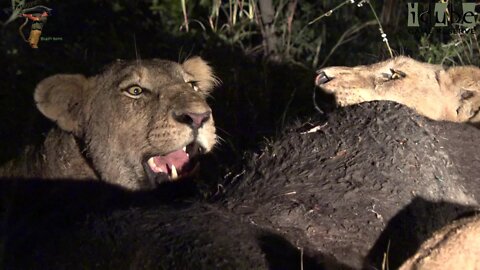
(173, 110, 211, 129)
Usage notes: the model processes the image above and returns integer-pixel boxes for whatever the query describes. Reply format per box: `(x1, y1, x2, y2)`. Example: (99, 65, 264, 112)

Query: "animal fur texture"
(2, 101, 480, 269)
(316, 56, 480, 125)
(0, 57, 219, 190)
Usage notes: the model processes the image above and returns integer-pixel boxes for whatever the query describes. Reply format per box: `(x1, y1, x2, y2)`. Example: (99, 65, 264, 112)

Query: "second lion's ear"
(34, 74, 87, 135)
(182, 57, 220, 92)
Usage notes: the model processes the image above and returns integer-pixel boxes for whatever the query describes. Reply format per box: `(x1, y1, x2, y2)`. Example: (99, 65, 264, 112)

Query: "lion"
(0, 57, 219, 190)
(400, 215, 480, 270)
(315, 56, 480, 125)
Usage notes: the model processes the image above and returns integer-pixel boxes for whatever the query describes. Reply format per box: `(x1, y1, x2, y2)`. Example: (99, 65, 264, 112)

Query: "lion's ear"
(34, 74, 87, 135)
(182, 57, 220, 92)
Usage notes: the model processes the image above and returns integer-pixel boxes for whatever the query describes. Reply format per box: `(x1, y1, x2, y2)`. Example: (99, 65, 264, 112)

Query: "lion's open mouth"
(143, 142, 205, 184)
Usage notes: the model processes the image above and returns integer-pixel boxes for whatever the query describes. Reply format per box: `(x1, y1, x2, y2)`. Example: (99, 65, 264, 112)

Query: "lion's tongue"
(148, 150, 189, 178)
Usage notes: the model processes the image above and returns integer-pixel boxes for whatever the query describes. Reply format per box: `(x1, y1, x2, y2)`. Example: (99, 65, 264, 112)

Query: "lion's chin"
(142, 142, 204, 185)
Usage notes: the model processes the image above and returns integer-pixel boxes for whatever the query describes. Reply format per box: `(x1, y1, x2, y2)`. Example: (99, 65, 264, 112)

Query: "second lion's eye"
(389, 69, 406, 80)
(124, 85, 144, 98)
(187, 81, 199, 91)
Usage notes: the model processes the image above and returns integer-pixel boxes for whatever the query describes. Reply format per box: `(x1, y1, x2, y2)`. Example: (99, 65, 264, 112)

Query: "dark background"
(0, 0, 478, 177)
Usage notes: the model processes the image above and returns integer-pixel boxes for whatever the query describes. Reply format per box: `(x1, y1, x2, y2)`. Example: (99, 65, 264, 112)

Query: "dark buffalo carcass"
(1, 179, 338, 269)
(223, 101, 480, 269)
(2, 101, 480, 269)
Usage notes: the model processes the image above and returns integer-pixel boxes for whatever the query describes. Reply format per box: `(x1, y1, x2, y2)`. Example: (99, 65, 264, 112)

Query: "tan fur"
(35, 74, 88, 134)
(0, 57, 219, 190)
(316, 56, 480, 124)
(400, 215, 480, 270)
(182, 56, 220, 91)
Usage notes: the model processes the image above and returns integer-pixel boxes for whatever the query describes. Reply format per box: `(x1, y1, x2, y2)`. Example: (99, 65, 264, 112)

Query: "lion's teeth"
(171, 164, 178, 180)
(182, 146, 187, 152)
(148, 157, 158, 172)
(148, 157, 164, 173)
(148, 157, 155, 167)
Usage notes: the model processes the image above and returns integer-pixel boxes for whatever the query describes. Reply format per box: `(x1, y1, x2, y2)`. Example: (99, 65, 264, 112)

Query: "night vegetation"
(1, 1, 480, 268)
(1, 1, 478, 167)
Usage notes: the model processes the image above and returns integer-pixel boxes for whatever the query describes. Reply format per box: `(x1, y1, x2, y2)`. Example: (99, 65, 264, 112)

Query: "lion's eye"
(187, 81, 199, 91)
(124, 85, 144, 98)
(389, 69, 406, 80)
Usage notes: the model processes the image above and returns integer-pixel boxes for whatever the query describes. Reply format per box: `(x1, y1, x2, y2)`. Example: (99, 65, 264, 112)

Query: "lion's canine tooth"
(182, 146, 187, 152)
(171, 164, 178, 180)
(148, 157, 156, 170)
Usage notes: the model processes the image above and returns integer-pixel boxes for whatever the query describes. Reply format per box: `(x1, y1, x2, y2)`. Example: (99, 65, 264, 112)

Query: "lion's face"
(34, 57, 219, 190)
(315, 56, 480, 122)
(315, 57, 444, 107)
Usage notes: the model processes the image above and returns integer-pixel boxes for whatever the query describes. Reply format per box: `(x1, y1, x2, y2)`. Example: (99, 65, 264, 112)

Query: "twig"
(320, 20, 377, 67)
(300, 123, 327, 134)
(308, 0, 395, 60)
(300, 246, 304, 270)
(366, 1, 394, 58)
(308, 0, 353, 25)
(286, 0, 297, 56)
(181, 0, 189, 32)
(312, 85, 324, 114)
(471, 31, 480, 61)
(381, 239, 391, 270)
